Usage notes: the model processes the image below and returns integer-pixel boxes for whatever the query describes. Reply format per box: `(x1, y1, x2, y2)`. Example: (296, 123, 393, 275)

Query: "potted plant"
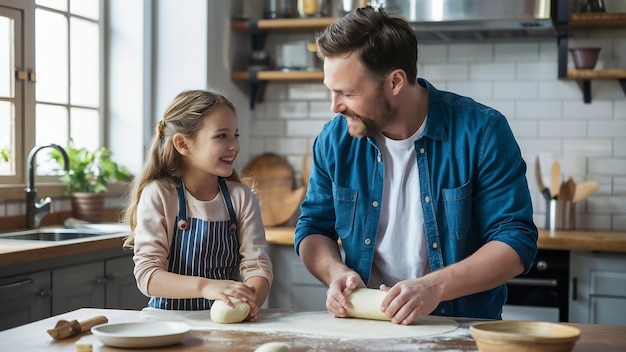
(49, 139, 133, 222)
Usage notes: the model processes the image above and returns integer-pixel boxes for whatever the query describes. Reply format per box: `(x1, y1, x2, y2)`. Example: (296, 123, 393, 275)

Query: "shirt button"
(440, 308, 445, 314)
(424, 196, 430, 203)
(420, 147, 425, 154)
(365, 238, 371, 245)
(432, 242, 438, 249)
(372, 201, 379, 207)
(377, 155, 382, 162)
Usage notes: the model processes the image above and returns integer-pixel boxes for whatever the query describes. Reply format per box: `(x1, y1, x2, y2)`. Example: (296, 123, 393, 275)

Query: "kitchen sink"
(0, 228, 112, 242)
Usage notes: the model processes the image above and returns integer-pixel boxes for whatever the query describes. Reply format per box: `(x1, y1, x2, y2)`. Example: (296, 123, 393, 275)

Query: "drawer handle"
(0, 278, 34, 290)
(507, 278, 558, 287)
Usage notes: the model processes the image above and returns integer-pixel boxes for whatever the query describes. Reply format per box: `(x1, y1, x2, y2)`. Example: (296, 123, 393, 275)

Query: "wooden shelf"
(231, 70, 323, 81)
(566, 68, 626, 80)
(231, 17, 336, 31)
(570, 13, 626, 28)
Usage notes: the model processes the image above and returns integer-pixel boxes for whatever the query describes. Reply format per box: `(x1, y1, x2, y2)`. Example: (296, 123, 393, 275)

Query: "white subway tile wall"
(249, 38, 626, 231)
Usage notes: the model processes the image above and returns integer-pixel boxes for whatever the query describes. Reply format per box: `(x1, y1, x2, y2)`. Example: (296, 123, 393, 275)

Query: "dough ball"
(254, 342, 290, 352)
(210, 298, 251, 324)
(344, 288, 391, 321)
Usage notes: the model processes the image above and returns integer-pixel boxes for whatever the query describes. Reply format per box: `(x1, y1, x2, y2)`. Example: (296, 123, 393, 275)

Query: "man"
(294, 5, 538, 325)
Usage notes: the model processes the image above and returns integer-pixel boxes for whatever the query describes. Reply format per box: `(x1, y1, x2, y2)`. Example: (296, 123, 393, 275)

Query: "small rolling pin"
(47, 315, 108, 340)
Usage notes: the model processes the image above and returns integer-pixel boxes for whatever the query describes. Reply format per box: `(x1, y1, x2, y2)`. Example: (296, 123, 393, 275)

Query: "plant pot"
(569, 47, 601, 69)
(71, 192, 106, 223)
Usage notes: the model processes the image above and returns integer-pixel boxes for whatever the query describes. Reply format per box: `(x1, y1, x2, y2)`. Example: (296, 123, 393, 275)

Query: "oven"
(502, 249, 570, 322)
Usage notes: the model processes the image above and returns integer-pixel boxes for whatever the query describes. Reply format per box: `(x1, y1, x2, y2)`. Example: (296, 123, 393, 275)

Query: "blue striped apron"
(148, 177, 240, 310)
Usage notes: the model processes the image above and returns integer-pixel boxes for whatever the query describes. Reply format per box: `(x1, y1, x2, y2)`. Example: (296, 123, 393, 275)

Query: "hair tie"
(156, 120, 166, 135)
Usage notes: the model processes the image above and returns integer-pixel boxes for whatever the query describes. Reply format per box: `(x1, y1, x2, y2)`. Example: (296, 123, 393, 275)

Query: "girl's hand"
(201, 279, 257, 308)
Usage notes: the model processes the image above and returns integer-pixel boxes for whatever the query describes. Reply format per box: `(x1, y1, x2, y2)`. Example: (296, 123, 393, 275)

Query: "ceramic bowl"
(469, 320, 581, 352)
(569, 47, 601, 69)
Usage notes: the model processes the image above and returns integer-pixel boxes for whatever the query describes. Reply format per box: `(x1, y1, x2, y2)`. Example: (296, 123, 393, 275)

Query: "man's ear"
(388, 69, 405, 95)
(172, 133, 189, 155)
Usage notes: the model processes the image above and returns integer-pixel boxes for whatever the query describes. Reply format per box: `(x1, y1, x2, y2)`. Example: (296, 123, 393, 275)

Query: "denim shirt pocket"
(332, 183, 358, 240)
(442, 179, 473, 240)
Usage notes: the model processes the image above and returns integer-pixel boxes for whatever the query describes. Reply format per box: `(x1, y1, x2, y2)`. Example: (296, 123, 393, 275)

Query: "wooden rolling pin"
(47, 315, 108, 340)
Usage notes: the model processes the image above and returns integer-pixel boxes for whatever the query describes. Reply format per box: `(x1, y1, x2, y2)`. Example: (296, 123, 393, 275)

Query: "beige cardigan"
(132, 178, 273, 296)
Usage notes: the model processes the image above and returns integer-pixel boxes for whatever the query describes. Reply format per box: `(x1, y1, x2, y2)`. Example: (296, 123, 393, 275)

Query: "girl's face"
(183, 104, 240, 178)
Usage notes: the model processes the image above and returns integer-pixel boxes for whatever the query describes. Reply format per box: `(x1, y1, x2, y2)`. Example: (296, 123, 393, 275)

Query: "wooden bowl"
(469, 321, 581, 352)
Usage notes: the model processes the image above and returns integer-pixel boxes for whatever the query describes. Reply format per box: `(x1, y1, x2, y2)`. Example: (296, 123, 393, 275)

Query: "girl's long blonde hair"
(122, 90, 239, 248)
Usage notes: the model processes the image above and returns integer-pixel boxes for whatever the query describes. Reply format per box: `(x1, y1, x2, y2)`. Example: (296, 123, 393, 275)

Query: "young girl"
(123, 90, 272, 321)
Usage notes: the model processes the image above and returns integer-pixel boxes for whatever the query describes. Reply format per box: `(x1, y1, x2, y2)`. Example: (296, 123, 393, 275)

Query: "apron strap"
(175, 182, 188, 224)
(218, 177, 238, 235)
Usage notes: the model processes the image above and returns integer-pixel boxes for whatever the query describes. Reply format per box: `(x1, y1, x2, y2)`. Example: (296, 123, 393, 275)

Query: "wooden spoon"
(573, 180, 599, 203)
(534, 156, 546, 192)
(550, 160, 561, 199)
(558, 177, 576, 202)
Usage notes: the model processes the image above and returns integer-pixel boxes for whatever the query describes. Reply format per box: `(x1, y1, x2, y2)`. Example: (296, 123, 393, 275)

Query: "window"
(0, 0, 102, 192)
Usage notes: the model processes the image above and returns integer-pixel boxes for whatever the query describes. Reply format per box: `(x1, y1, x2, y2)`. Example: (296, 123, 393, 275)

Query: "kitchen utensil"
(572, 180, 599, 203)
(534, 156, 546, 192)
(302, 153, 312, 188)
(550, 160, 561, 199)
(534, 156, 551, 201)
(558, 177, 576, 202)
(470, 320, 581, 352)
(47, 315, 108, 340)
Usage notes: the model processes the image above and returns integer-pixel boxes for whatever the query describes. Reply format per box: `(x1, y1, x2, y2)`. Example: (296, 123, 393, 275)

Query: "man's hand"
(325, 273, 365, 317)
(379, 279, 440, 325)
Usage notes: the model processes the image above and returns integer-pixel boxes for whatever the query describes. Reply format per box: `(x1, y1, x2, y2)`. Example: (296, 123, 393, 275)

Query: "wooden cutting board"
(241, 153, 305, 226)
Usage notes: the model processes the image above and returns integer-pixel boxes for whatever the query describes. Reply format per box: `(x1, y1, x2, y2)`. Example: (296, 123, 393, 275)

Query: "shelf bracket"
(620, 79, 626, 97)
(576, 80, 592, 104)
(247, 18, 268, 110)
(247, 67, 267, 110)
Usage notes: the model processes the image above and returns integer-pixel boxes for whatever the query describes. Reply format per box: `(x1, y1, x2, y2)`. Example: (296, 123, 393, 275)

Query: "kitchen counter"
(265, 227, 626, 253)
(1, 308, 625, 351)
(0, 232, 128, 267)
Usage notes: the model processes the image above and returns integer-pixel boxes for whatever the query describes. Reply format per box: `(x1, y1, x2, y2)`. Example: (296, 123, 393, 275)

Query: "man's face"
(323, 53, 397, 138)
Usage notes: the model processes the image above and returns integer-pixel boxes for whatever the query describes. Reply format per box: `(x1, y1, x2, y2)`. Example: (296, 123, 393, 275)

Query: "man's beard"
(344, 94, 395, 139)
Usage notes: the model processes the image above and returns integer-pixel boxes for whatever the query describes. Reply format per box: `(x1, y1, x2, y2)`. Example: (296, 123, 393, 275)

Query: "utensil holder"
(545, 199, 576, 231)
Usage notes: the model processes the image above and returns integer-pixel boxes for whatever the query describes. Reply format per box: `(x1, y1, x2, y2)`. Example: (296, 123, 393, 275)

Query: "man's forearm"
(423, 240, 525, 302)
(299, 234, 350, 286)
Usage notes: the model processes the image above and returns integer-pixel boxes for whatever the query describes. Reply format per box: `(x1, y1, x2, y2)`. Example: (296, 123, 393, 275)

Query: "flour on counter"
(139, 308, 459, 340)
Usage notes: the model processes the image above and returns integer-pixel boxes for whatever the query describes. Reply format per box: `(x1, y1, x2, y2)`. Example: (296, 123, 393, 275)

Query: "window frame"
(0, 0, 108, 201)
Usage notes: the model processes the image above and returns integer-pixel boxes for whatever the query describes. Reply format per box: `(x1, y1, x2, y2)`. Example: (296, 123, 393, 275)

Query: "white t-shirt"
(368, 118, 430, 288)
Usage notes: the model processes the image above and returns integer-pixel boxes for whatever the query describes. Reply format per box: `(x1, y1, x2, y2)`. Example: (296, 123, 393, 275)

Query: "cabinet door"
(105, 256, 147, 309)
(267, 244, 327, 310)
(0, 271, 51, 331)
(570, 251, 626, 326)
(52, 261, 105, 315)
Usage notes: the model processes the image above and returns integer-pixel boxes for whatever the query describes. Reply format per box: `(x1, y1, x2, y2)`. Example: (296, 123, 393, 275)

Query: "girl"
(123, 90, 272, 321)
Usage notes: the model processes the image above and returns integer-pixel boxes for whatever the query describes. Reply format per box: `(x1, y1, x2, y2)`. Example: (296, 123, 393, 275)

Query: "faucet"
(25, 144, 69, 229)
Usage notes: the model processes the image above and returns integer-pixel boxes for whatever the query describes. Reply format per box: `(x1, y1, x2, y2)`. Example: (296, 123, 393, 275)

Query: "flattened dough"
(141, 308, 460, 339)
(210, 298, 251, 324)
(345, 288, 390, 321)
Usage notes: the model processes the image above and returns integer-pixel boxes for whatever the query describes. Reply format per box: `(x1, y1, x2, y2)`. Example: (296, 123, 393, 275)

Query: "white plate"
(91, 321, 190, 348)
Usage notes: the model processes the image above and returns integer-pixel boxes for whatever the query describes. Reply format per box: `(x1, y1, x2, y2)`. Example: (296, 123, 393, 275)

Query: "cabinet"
(556, 0, 626, 103)
(52, 256, 146, 316)
(230, 17, 333, 109)
(267, 244, 328, 310)
(569, 251, 626, 326)
(0, 254, 146, 331)
(0, 271, 51, 331)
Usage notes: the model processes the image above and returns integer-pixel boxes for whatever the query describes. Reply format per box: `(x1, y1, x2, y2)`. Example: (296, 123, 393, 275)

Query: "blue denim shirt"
(295, 78, 538, 320)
